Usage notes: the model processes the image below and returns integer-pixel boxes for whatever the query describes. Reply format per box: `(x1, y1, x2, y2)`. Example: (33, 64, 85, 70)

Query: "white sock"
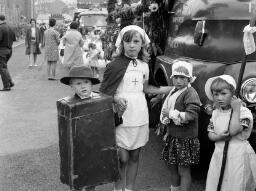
(170, 185, 181, 191)
(125, 189, 133, 191)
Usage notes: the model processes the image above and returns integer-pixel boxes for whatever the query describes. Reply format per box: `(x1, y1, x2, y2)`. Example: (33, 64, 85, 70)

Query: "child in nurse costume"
(100, 25, 172, 191)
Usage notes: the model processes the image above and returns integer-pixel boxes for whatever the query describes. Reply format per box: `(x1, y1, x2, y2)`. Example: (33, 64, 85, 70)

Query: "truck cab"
(154, 0, 256, 166)
(74, 8, 108, 35)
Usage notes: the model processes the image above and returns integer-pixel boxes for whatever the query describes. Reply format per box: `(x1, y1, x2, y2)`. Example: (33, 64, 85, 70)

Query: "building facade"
(0, 0, 35, 24)
(0, 0, 7, 17)
(36, 0, 65, 15)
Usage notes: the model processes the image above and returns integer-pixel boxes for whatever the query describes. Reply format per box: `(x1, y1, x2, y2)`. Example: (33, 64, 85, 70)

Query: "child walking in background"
(100, 25, 172, 191)
(86, 42, 104, 78)
(160, 60, 201, 191)
(205, 75, 256, 191)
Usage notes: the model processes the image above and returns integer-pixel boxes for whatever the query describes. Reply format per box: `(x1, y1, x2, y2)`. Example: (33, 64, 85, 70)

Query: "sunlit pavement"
(0, 44, 205, 191)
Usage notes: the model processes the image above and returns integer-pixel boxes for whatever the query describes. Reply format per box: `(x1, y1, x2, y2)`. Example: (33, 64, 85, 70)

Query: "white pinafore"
(115, 59, 149, 150)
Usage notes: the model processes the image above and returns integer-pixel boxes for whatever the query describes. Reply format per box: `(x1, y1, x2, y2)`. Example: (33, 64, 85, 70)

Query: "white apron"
(206, 107, 256, 191)
(115, 59, 149, 150)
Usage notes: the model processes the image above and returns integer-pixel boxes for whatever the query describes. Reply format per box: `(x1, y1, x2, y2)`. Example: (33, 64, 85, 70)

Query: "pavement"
(0, 44, 206, 191)
(13, 39, 25, 48)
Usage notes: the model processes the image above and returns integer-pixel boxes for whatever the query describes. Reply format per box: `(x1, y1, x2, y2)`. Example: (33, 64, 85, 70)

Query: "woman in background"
(44, 18, 60, 80)
(25, 18, 41, 67)
(62, 21, 84, 70)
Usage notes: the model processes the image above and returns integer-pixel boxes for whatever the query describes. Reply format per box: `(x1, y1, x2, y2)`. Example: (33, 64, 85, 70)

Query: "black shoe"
(0, 87, 11, 91)
(9, 82, 14, 87)
(48, 78, 57, 81)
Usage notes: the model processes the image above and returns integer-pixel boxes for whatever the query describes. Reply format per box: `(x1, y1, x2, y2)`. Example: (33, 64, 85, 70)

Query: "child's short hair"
(211, 77, 235, 95)
(205, 74, 237, 101)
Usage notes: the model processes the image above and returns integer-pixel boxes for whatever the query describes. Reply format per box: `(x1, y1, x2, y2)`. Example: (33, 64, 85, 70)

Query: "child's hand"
(155, 123, 166, 136)
(115, 97, 127, 114)
(169, 110, 183, 125)
(231, 96, 242, 110)
(162, 117, 170, 125)
(173, 118, 181, 126)
(220, 131, 231, 141)
(169, 109, 180, 120)
(161, 108, 169, 118)
(221, 130, 230, 137)
(150, 95, 162, 108)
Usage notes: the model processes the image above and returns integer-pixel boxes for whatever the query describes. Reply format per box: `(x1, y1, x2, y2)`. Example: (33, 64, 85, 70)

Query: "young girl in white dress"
(100, 25, 172, 191)
(204, 74, 256, 191)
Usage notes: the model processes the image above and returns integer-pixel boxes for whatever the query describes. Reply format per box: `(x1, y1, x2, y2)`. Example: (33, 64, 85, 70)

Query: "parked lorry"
(73, 8, 108, 35)
(152, 0, 256, 167)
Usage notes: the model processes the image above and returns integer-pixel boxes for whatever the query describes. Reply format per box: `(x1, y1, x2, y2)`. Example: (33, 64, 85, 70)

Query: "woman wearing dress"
(25, 18, 41, 67)
(44, 18, 60, 80)
(62, 21, 84, 70)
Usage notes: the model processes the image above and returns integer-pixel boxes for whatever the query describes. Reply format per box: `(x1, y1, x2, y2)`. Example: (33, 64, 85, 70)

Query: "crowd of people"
(59, 21, 105, 75)
(22, 18, 106, 81)
(0, 13, 256, 191)
(0, 15, 106, 88)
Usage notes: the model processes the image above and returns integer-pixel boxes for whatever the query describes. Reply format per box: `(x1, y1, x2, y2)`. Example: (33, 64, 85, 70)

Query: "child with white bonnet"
(100, 25, 172, 191)
(160, 59, 201, 191)
(204, 74, 256, 191)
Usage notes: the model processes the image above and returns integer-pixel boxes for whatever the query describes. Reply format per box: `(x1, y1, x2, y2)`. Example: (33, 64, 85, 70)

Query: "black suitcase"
(57, 93, 119, 190)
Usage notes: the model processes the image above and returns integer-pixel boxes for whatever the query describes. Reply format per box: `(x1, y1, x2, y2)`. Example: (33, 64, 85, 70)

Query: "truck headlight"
(240, 78, 256, 103)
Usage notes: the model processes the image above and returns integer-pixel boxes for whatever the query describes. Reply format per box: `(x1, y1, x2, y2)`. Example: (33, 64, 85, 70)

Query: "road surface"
(0, 44, 206, 191)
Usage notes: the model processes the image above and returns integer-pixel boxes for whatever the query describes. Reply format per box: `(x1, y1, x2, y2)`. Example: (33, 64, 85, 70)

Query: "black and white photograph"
(0, 0, 256, 191)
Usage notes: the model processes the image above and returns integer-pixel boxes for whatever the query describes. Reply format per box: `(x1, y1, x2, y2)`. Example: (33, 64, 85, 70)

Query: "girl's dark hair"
(49, 18, 56, 27)
(30, 18, 36, 24)
(70, 21, 79, 29)
(114, 29, 150, 62)
(211, 78, 235, 95)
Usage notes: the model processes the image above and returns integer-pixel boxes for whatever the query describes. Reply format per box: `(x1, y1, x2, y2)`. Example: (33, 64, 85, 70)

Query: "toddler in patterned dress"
(160, 60, 201, 191)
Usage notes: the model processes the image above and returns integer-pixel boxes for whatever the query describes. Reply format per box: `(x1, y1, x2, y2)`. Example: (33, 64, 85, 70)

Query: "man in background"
(0, 14, 16, 91)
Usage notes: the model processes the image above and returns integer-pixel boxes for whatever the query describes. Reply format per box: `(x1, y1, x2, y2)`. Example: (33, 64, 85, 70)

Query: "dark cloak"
(100, 54, 159, 97)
